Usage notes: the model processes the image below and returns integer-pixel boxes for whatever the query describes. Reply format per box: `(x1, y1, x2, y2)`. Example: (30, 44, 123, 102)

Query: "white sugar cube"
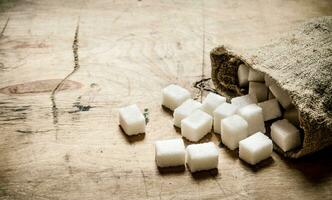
(239, 132, 273, 165)
(162, 84, 191, 111)
(269, 84, 292, 109)
(173, 99, 202, 128)
(231, 94, 257, 110)
(271, 119, 301, 152)
(237, 64, 249, 87)
(283, 108, 300, 126)
(249, 82, 268, 102)
(181, 110, 213, 142)
(201, 92, 226, 116)
(238, 104, 266, 135)
(220, 115, 248, 150)
(258, 99, 282, 121)
(248, 68, 264, 82)
(155, 138, 186, 167)
(119, 104, 145, 135)
(186, 142, 219, 172)
(213, 103, 238, 134)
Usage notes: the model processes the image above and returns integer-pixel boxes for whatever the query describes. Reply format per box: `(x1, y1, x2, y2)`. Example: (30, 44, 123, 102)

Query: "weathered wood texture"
(0, 0, 331, 199)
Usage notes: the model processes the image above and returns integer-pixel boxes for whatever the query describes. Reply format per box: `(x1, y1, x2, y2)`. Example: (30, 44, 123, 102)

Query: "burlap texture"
(210, 17, 332, 158)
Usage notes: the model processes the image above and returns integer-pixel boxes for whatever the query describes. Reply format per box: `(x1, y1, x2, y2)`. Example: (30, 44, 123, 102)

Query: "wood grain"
(0, 0, 332, 199)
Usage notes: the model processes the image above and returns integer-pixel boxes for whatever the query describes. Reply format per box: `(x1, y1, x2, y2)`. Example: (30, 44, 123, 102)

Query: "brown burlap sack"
(210, 16, 332, 158)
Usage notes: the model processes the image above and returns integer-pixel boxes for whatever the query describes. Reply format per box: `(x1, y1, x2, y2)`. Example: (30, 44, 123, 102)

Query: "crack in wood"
(193, 78, 218, 99)
(50, 18, 81, 125)
(0, 17, 9, 38)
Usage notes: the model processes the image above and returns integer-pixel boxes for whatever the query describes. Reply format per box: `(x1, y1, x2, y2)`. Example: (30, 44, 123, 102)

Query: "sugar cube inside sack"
(264, 74, 275, 87)
(238, 104, 266, 135)
(249, 82, 268, 102)
(258, 99, 282, 121)
(181, 110, 213, 142)
(201, 92, 226, 116)
(173, 99, 202, 128)
(268, 90, 275, 100)
(119, 104, 145, 136)
(186, 142, 219, 172)
(239, 132, 273, 165)
(271, 119, 301, 152)
(213, 103, 238, 134)
(231, 94, 257, 110)
(237, 64, 249, 87)
(283, 108, 300, 126)
(248, 68, 264, 82)
(162, 84, 191, 111)
(220, 115, 248, 150)
(155, 138, 186, 168)
(269, 84, 292, 109)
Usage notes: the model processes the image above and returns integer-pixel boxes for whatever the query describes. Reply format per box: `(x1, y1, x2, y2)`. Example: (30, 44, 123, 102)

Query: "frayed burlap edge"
(211, 16, 332, 158)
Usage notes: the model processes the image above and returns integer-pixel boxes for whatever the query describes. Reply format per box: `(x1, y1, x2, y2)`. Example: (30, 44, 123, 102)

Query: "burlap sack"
(210, 16, 332, 158)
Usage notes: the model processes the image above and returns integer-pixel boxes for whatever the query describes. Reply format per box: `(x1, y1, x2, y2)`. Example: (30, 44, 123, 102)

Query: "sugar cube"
(258, 99, 282, 121)
(181, 110, 213, 142)
(119, 104, 145, 135)
(201, 92, 226, 116)
(220, 115, 248, 150)
(271, 119, 301, 152)
(186, 142, 219, 172)
(248, 68, 264, 82)
(249, 82, 268, 102)
(173, 99, 202, 128)
(231, 94, 257, 110)
(239, 132, 273, 165)
(237, 64, 249, 87)
(238, 104, 266, 135)
(155, 138, 186, 167)
(269, 84, 292, 109)
(213, 103, 238, 134)
(162, 84, 191, 111)
(283, 108, 300, 126)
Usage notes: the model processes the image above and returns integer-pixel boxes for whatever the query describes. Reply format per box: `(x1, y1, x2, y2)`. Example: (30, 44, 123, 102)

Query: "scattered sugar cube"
(155, 138, 186, 167)
(173, 99, 202, 128)
(269, 84, 292, 109)
(271, 119, 301, 152)
(213, 103, 238, 134)
(237, 64, 249, 87)
(248, 68, 264, 82)
(220, 115, 248, 150)
(264, 74, 275, 87)
(162, 84, 191, 111)
(283, 107, 300, 126)
(119, 104, 145, 135)
(249, 82, 268, 102)
(238, 104, 266, 135)
(239, 132, 273, 165)
(231, 94, 257, 110)
(201, 92, 226, 116)
(258, 99, 282, 121)
(181, 110, 213, 142)
(186, 142, 219, 172)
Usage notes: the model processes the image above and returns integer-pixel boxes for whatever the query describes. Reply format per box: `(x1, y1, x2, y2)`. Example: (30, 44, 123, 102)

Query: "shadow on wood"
(157, 165, 186, 175)
(189, 168, 219, 180)
(119, 125, 145, 144)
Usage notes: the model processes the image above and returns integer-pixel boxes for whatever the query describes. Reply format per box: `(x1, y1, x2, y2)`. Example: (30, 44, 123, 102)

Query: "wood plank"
(0, 0, 332, 199)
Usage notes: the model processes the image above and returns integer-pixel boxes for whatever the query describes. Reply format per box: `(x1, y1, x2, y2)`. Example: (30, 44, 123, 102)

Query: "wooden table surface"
(0, 0, 332, 199)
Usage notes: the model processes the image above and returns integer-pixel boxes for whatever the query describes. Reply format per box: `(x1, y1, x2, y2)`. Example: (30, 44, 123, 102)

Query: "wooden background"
(0, 0, 332, 199)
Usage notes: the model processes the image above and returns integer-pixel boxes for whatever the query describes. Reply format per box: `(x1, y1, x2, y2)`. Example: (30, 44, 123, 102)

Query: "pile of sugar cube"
(119, 67, 302, 171)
